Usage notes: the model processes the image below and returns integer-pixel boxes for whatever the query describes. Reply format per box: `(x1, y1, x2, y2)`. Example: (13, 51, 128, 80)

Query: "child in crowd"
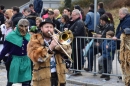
(0, 20, 13, 44)
(3, 20, 13, 63)
(99, 30, 116, 80)
(4, 20, 13, 37)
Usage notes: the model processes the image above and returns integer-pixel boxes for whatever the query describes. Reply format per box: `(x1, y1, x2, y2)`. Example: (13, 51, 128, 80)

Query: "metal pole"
(94, 0, 97, 32)
(93, 0, 97, 76)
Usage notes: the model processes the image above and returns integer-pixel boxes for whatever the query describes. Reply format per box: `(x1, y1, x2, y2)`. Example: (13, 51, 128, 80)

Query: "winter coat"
(27, 33, 72, 86)
(84, 10, 100, 31)
(11, 13, 23, 28)
(91, 23, 115, 48)
(95, 24, 115, 38)
(60, 23, 69, 32)
(0, 13, 5, 25)
(116, 14, 130, 38)
(120, 33, 130, 85)
(98, 8, 106, 16)
(25, 13, 38, 27)
(33, 0, 43, 13)
(69, 17, 86, 49)
(116, 14, 130, 49)
(100, 40, 116, 60)
(52, 18, 60, 30)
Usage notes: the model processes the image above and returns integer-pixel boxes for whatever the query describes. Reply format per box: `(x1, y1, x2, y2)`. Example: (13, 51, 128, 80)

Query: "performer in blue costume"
(0, 19, 32, 86)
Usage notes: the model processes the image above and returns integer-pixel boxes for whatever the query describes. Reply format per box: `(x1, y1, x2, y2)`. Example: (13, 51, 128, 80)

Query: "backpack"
(34, 0, 43, 13)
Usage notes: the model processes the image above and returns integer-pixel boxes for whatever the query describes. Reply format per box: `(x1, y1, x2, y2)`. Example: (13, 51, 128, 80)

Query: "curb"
(66, 79, 101, 86)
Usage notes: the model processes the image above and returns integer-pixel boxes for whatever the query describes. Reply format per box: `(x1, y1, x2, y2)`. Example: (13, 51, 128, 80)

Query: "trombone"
(48, 28, 73, 62)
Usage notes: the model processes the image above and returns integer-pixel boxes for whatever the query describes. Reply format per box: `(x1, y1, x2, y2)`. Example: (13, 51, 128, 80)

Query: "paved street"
(0, 65, 7, 86)
(0, 65, 84, 86)
(0, 64, 125, 86)
(0, 44, 125, 86)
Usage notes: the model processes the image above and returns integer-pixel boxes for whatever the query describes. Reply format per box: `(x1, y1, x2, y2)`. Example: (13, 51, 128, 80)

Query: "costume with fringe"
(120, 33, 130, 86)
(27, 33, 72, 86)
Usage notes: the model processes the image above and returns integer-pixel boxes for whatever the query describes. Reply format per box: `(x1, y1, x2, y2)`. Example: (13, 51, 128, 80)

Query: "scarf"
(5, 26, 30, 47)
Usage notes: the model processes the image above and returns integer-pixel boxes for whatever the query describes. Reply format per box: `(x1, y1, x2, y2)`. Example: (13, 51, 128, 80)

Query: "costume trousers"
(51, 72, 65, 86)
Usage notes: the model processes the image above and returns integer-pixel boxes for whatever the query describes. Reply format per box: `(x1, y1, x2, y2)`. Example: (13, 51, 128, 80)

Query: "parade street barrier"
(70, 36, 122, 77)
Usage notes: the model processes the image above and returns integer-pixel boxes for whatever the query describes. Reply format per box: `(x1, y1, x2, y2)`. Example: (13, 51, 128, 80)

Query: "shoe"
(72, 72, 82, 76)
(66, 74, 70, 78)
(84, 68, 92, 72)
(118, 76, 122, 79)
(100, 75, 106, 78)
(105, 75, 110, 81)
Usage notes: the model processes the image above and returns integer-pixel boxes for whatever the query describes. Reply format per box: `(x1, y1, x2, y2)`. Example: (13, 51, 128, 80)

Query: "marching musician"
(27, 18, 72, 86)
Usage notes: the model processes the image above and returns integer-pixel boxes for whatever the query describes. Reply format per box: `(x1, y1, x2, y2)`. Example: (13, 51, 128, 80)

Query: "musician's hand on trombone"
(49, 35, 58, 51)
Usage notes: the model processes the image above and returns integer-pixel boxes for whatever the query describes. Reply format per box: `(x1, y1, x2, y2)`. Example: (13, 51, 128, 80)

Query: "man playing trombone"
(27, 18, 72, 86)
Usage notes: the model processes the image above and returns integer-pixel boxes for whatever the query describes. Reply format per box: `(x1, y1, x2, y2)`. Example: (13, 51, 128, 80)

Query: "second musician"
(27, 18, 72, 86)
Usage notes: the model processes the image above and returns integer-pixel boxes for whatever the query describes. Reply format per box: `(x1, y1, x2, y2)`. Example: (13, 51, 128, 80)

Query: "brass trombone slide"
(48, 28, 73, 62)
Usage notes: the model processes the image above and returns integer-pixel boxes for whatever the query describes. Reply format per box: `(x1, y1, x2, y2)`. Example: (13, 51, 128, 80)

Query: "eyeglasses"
(19, 25, 28, 27)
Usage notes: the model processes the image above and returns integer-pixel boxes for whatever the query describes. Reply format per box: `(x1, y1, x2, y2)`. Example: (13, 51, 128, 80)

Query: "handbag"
(124, 28, 130, 35)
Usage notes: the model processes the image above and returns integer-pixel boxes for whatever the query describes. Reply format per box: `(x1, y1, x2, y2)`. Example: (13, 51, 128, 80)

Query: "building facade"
(0, 0, 30, 9)
(0, 0, 61, 9)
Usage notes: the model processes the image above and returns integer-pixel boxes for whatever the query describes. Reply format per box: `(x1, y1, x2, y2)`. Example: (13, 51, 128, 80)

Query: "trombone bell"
(58, 30, 73, 45)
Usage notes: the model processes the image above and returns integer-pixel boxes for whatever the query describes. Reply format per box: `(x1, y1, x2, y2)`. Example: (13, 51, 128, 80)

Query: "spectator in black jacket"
(23, 7, 38, 27)
(0, 5, 5, 25)
(11, 6, 23, 28)
(98, 2, 106, 16)
(69, 9, 86, 75)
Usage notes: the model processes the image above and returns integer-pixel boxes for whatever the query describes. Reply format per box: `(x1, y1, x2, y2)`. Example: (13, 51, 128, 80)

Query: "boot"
(22, 81, 31, 86)
(100, 74, 106, 78)
(84, 68, 92, 72)
(105, 75, 110, 81)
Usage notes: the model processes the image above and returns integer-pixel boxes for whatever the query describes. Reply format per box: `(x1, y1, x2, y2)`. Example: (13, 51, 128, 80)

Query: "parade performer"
(27, 18, 72, 86)
(120, 33, 130, 86)
(0, 19, 32, 86)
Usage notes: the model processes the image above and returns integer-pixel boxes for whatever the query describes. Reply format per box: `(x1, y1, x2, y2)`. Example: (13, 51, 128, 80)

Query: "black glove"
(65, 59, 71, 69)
